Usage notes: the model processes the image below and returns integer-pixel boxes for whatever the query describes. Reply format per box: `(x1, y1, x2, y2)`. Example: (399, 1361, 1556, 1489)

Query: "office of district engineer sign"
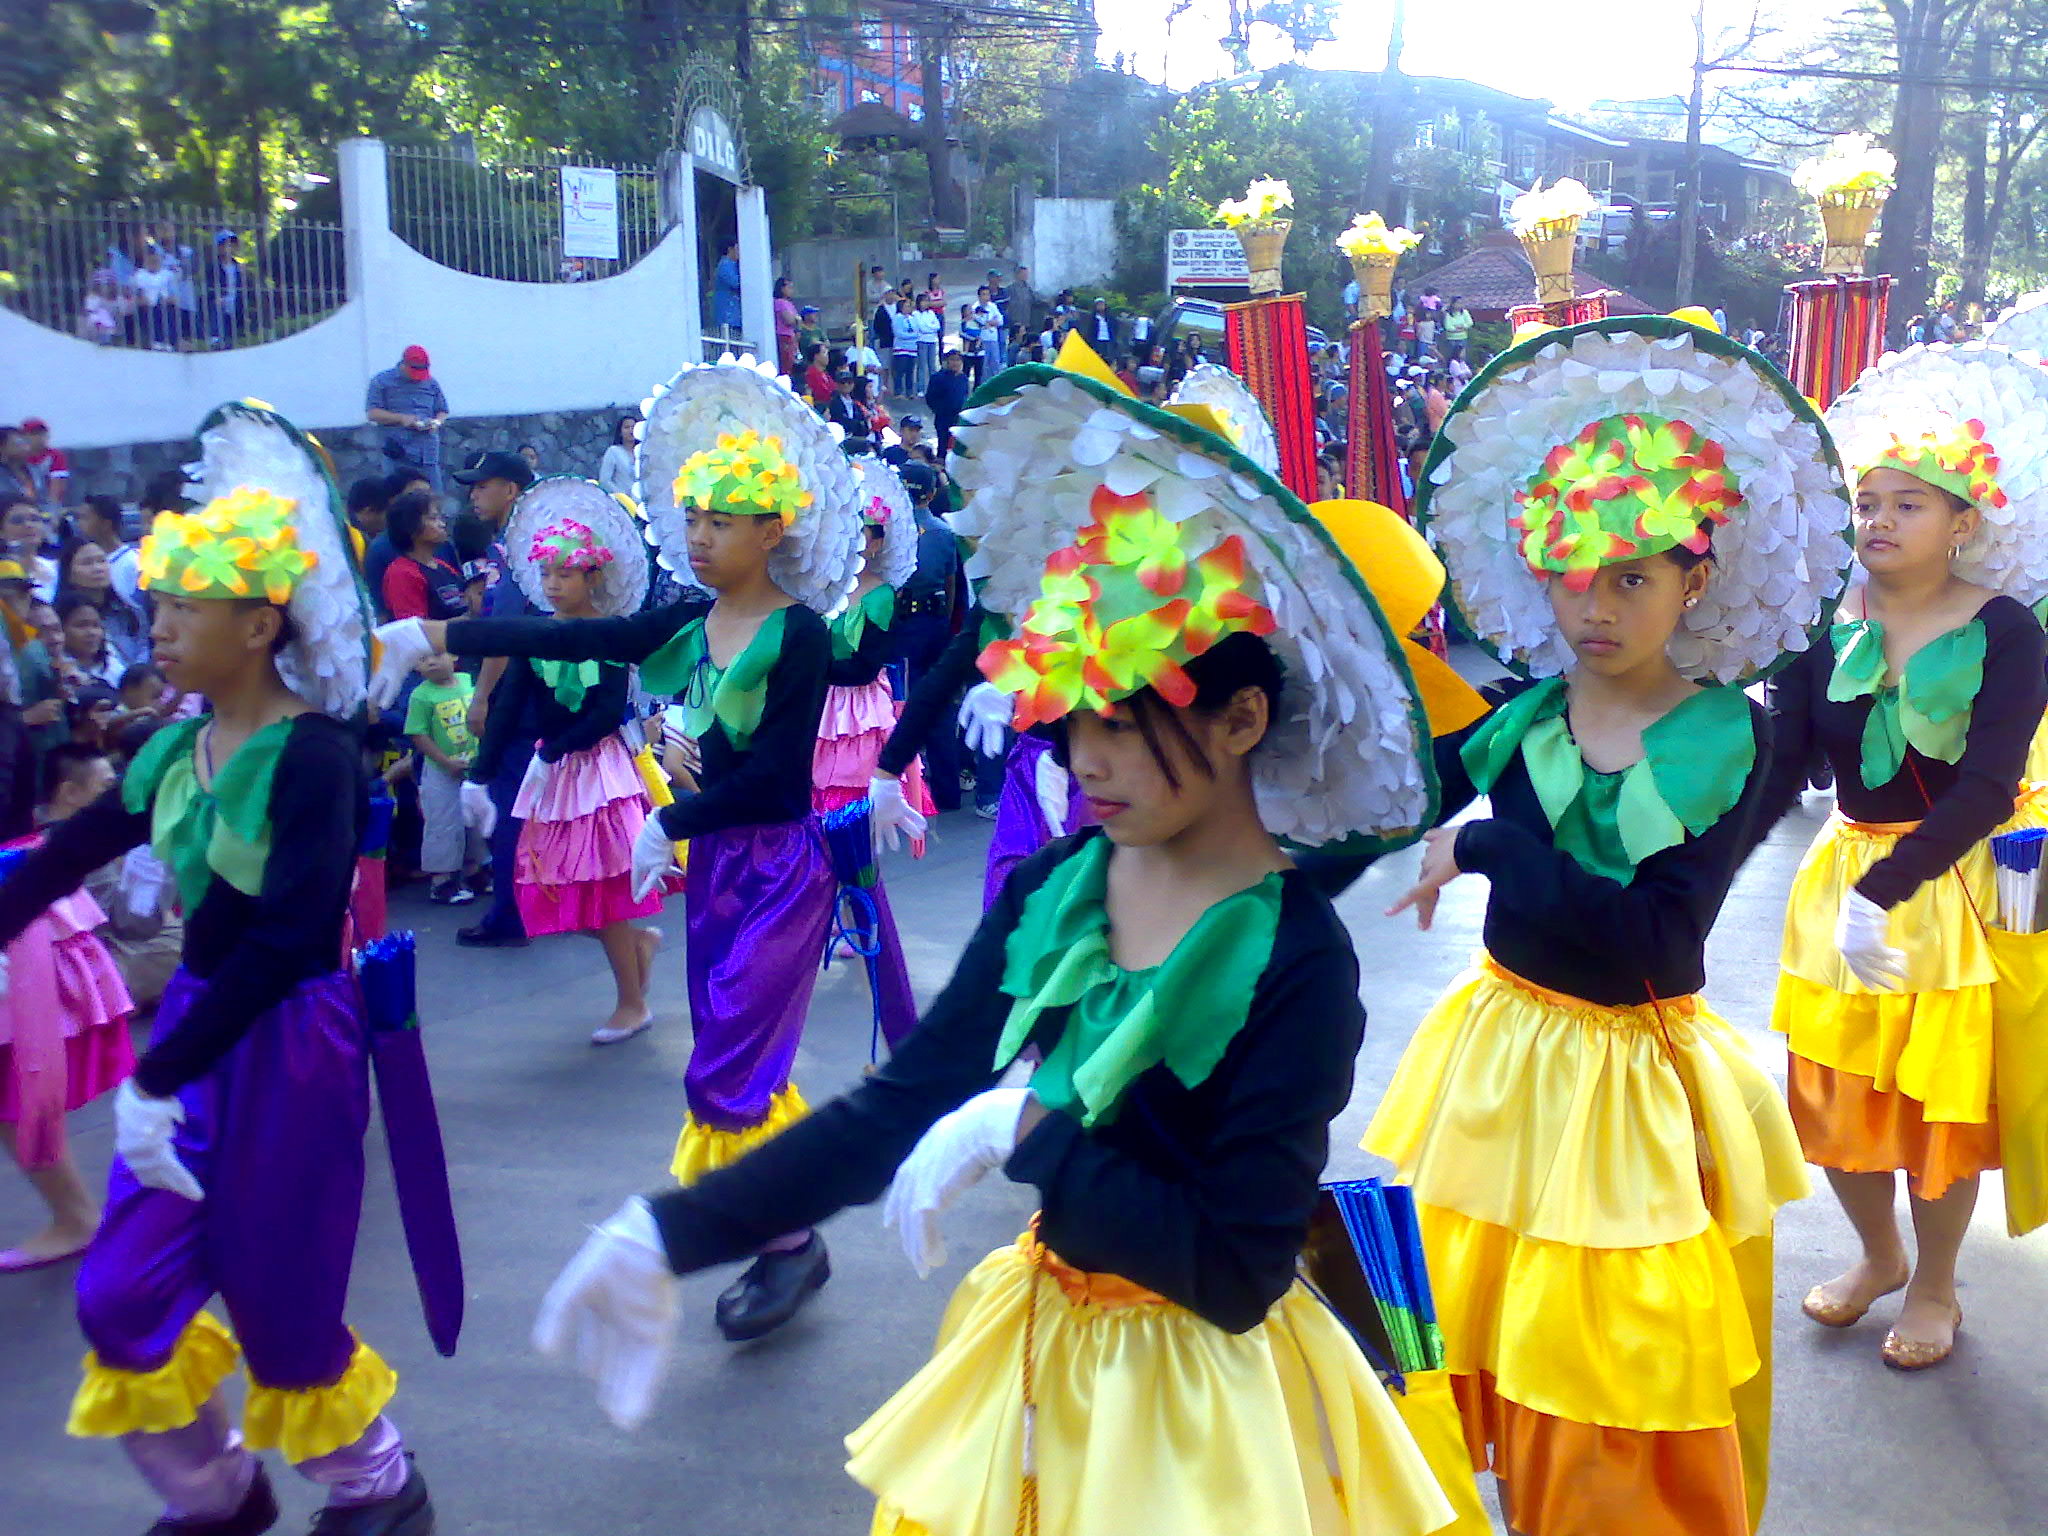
(1166, 228, 1250, 288)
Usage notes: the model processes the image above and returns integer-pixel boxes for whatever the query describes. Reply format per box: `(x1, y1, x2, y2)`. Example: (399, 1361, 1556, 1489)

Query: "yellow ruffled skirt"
(850, 1230, 1456, 1536)
(1772, 815, 2012, 1196)
(1364, 958, 1806, 1536)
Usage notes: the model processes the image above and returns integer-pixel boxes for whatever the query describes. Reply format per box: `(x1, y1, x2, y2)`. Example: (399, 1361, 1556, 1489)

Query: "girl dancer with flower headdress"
(488, 479, 669, 1045)
(1359, 318, 1851, 1536)
(373, 360, 861, 1343)
(527, 346, 1463, 1536)
(0, 403, 432, 1534)
(816, 452, 929, 1049)
(1755, 342, 2048, 1371)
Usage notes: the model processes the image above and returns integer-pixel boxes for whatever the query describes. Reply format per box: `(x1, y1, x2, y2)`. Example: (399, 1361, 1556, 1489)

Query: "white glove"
(368, 619, 432, 709)
(958, 682, 1012, 760)
(533, 1197, 681, 1431)
(882, 1088, 1032, 1278)
(1033, 752, 1070, 835)
(114, 1080, 203, 1202)
(1836, 891, 1907, 991)
(869, 774, 928, 853)
(630, 811, 678, 903)
(460, 780, 497, 840)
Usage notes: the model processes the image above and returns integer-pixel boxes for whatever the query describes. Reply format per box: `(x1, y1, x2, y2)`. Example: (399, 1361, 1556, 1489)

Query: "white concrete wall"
(1023, 197, 1117, 293)
(3, 137, 721, 451)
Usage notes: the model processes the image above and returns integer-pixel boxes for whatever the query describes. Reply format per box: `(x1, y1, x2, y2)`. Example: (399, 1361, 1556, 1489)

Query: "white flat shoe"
(591, 1016, 653, 1046)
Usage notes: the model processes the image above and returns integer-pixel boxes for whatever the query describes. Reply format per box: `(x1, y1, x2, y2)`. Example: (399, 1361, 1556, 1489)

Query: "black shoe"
(308, 1463, 433, 1535)
(455, 923, 527, 948)
(714, 1235, 831, 1342)
(428, 878, 475, 906)
(147, 1465, 279, 1535)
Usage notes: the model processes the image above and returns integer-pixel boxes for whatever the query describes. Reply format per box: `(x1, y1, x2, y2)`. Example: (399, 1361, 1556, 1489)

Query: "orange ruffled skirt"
(1771, 814, 2025, 1197)
(1364, 957, 1806, 1536)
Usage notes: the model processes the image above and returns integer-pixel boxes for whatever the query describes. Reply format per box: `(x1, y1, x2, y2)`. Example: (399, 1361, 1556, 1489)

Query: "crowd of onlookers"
(73, 222, 248, 351)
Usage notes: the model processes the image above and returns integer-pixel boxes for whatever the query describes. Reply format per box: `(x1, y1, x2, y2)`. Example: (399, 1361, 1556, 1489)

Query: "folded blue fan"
(822, 798, 879, 890)
(1320, 1177, 1445, 1374)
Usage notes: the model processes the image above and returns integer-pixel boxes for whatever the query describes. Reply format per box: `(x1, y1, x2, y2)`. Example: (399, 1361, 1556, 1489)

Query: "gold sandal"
(1801, 1277, 1901, 1328)
(1881, 1304, 1963, 1371)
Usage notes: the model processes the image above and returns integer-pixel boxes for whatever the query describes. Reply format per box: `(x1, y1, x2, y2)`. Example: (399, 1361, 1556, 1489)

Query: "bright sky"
(1097, 0, 1841, 113)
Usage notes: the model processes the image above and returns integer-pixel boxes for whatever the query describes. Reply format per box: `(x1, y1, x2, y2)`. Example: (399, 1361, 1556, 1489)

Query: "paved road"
(4, 794, 2045, 1534)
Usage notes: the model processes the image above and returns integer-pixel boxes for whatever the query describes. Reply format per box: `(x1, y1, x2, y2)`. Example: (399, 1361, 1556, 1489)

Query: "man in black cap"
(882, 415, 925, 469)
(449, 449, 537, 947)
(824, 369, 866, 440)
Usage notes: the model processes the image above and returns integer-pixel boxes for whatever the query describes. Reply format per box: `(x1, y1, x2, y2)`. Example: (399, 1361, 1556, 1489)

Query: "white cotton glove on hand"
(460, 781, 496, 840)
(114, 1081, 203, 1202)
(533, 1197, 682, 1431)
(630, 812, 678, 903)
(1033, 753, 1071, 836)
(368, 619, 432, 709)
(869, 774, 928, 853)
(1836, 891, 1908, 991)
(958, 682, 1012, 760)
(883, 1088, 1032, 1278)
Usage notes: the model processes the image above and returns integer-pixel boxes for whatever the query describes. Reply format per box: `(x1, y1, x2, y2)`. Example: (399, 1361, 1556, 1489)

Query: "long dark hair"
(614, 414, 638, 447)
(1051, 630, 1285, 791)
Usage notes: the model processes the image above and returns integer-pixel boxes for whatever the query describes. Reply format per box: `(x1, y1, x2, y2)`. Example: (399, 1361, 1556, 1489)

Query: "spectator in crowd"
(152, 221, 200, 343)
(598, 415, 639, 499)
(958, 301, 983, 387)
(1442, 295, 1473, 361)
(1, 494, 55, 601)
(922, 270, 946, 311)
(17, 420, 68, 510)
(891, 297, 920, 397)
(797, 304, 826, 359)
(1414, 285, 1443, 359)
(53, 593, 125, 694)
(913, 294, 942, 394)
(1423, 371, 1452, 436)
(405, 650, 486, 906)
(380, 489, 467, 623)
(1136, 345, 1168, 397)
(0, 430, 35, 514)
(712, 239, 744, 333)
(925, 348, 971, 454)
(202, 230, 244, 347)
(1008, 264, 1038, 345)
(56, 542, 146, 665)
(354, 473, 412, 615)
(864, 263, 894, 313)
(73, 495, 141, 614)
(1933, 300, 1958, 341)
(870, 282, 897, 353)
(773, 275, 801, 376)
(824, 369, 866, 439)
(1342, 270, 1361, 321)
(2, 566, 68, 775)
(801, 344, 836, 409)
(346, 474, 391, 546)
(138, 468, 188, 531)
(129, 245, 178, 350)
(78, 269, 125, 344)
(1082, 297, 1119, 360)
(519, 444, 543, 476)
(845, 331, 882, 380)
(1711, 304, 1729, 334)
(1445, 352, 1474, 389)
(852, 373, 889, 437)
(883, 415, 926, 469)
(366, 343, 450, 488)
(972, 285, 1006, 376)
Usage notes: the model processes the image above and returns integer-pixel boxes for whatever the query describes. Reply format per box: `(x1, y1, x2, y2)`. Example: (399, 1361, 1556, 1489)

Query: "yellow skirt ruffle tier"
(670, 1082, 808, 1186)
(1364, 958, 1806, 1536)
(851, 1231, 1456, 1536)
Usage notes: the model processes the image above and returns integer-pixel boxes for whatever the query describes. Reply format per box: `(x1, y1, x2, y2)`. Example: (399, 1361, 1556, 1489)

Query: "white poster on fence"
(1165, 228, 1249, 290)
(561, 167, 620, 261)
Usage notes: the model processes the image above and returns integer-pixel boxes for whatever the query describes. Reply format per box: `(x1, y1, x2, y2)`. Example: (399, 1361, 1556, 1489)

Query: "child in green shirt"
(403, 653, 485, 904)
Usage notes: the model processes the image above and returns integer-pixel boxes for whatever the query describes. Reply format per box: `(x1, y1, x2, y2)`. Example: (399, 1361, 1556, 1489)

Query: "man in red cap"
(366, 343, 450, 488)
(18, 419, 68, 511)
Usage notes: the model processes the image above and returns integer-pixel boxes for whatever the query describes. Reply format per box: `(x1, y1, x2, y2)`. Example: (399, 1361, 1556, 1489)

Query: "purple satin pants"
(981, 733, 1088, 911)
(683, 819, 838, 1130)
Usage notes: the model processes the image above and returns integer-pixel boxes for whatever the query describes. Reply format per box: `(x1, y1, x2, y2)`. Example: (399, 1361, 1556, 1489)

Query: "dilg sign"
(690, 108, 742, 184)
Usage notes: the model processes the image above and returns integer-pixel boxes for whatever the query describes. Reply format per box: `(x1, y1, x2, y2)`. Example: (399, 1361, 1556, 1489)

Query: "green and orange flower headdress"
(170, 400, 374, 714)
(950, 335, 1485, 854)
(1825, 341, 2048, 604)
(1419, 316, 1852, 683)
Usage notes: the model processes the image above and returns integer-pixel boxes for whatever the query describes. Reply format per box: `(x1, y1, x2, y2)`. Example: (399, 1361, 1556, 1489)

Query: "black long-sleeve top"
(1754, 596, 2046, 908)
(472, 655, 630, 780)
(876, 616, 982, 777)
(0, 713, 364, 1095)
(451, 597, 829, 840)
(648, 830, 1367, 1334)
(826, 602, 905, 689)
(1301, 681, 1773, 1005)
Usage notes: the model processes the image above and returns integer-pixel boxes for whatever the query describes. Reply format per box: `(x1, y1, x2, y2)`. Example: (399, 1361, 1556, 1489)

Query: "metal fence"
(387, 146, 670, 283)
(0, 204, 346, 350)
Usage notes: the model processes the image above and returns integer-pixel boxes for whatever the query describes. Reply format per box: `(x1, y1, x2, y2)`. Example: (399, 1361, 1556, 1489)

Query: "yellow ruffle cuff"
(671, 1082, 809, 1186)
(69, 1310, 240, 1439)
(243, 1334, 397, 1463)
(1364, 960, 1807, 1248)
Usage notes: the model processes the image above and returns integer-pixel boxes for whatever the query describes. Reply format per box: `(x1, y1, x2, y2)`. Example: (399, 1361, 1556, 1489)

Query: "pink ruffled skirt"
(812, 681, 934, 844)
(1, 887, 135, 1164)
(513, 733, 667, 936)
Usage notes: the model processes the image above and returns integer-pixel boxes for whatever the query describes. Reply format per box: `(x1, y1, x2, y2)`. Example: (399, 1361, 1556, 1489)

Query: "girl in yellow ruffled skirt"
(1762, 353, 2048, 1371)
(527, 357, 1474, 1535)
(1357, 319, 1853, 1536)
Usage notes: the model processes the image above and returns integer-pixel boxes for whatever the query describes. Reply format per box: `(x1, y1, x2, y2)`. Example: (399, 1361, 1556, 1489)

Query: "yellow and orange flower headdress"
(140, 486, 319, 604)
